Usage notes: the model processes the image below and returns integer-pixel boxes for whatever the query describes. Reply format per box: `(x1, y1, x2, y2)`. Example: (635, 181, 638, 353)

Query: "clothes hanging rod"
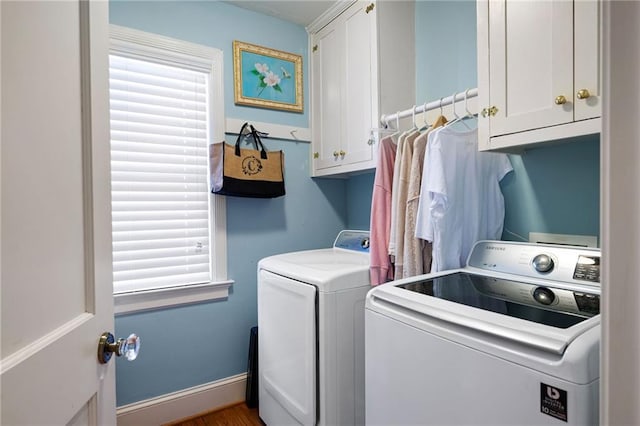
(380, 87, 479, 127)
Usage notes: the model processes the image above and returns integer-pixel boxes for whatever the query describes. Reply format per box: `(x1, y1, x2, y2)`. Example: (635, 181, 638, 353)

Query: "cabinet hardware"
(365, 3, 375, 13)
(313, 152, 319, 159)
(488, 106, 499, 116)
(481, 108, 489, 118)
(367, 138, 374, 145)
(339, 150, 346, 156)
(554, 95, 567, 105)
(312, 45, 318, 53)
(577, 89, 591, 100)
(333, 151, 339, 158)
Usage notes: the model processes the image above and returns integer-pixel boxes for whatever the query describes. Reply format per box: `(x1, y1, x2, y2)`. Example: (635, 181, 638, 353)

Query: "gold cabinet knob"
(333, 151, 339, 158)
(339, 150, 346, 157)
(577, 89, 591, 100)
(488, 106, 498, 116)
(313, 152, 319, 159)
(554, 95, 567, 105)
(481, 108, 489, 118)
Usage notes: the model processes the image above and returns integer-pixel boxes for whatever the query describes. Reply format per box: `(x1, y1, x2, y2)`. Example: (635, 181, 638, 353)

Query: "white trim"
(108, 24, 229, 302)
(114, 280, 234, 315)
(483, 118, 601, 152)
(0, 313, 93, 374)
(116, 374, 248, 426)
(225, 117, 310, 142)
(110, 24, 220, 72)
(306, 0, 357, 33)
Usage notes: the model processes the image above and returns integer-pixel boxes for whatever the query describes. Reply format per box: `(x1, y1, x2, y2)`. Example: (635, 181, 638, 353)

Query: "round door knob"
(532, 254, 554, 273)
(533, 286, 556, 305)
(333, 151, 339, 158)
(98, 332, 140, 364)
(577, 89, 591, 100)
(339, 150, 346, 157)
(554, 95, 567, 105)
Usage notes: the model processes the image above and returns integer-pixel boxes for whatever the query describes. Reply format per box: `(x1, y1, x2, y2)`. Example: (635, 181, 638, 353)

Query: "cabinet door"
(342, 0, 376, 166)
(488, 0, 574, 137)
(312, 22, 344, 170)
(574, 0, 601, 121)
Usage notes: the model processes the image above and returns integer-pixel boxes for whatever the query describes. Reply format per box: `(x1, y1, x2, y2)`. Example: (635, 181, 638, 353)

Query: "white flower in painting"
(255, 63, 269, 74)
(263, 71, 281, 87)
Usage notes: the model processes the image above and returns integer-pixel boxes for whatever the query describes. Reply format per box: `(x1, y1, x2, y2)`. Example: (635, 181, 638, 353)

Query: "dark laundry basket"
(246, 326, 259, 408)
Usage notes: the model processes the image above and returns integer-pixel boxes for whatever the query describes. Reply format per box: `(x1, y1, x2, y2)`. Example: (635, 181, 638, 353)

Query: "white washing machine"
(366, 240, 600, 425)
(258, 230, 371, 426)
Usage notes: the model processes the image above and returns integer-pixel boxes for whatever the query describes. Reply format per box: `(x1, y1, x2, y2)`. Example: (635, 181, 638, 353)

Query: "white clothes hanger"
(445, 91, 472, 130)
(411, 105, 419, 131)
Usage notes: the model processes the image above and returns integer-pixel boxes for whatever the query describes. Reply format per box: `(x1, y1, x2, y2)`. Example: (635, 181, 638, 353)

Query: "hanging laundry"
(393, 130, 422, 279)
(388, 131, 410, 262)
(369, 136, 397, 285)
(415, 126, 513, 272)
(402, 115, 447, 277)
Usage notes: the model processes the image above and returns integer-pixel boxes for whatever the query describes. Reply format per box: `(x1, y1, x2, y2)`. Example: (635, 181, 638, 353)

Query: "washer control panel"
(333, 230, 370, 253)
(468, 241, 600, 287)
(572, 255, 600, 283)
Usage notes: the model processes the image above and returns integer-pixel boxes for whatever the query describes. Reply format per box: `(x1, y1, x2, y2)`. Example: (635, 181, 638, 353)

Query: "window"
(109, 25, 230, 314)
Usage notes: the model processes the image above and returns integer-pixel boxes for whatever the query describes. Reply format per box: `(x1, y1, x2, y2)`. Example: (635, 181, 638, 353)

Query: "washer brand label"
(540, 383, 568, 422)
(485, 245, 505, 251)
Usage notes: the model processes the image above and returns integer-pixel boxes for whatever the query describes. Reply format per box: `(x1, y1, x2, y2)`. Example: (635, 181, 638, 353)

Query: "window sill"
(114, 280, 234, 316)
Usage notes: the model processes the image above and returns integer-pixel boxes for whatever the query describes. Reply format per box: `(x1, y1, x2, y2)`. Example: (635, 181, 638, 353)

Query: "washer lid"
(258, 248, 370, 292)
(366, 269, 600, 356)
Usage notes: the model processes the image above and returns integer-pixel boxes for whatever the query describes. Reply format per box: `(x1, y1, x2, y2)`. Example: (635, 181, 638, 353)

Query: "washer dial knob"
(532, 254, 554, 273)
(533, 287, 556, 305)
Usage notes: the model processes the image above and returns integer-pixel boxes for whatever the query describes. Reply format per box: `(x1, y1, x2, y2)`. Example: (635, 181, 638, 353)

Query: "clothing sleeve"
(369, 137, 396, 286)
(495, 153, 513, 181)
(415, 131, 446, 242)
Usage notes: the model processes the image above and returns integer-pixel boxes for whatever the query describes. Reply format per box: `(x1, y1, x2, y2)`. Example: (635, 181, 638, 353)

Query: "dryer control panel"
(334, 230, 370, 253)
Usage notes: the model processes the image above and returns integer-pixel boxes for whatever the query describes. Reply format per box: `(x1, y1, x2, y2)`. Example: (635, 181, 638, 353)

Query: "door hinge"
(312, 45, 318, 53)
(365, 3, 375, 14)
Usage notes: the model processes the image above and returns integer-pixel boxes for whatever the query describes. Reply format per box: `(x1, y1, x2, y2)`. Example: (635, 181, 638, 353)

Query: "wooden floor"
(166, 403, 264, 426)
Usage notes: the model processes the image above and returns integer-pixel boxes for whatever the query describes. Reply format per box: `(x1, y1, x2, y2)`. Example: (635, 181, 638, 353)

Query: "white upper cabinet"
(308, 0, 414, 177)
(477, 0, 601, 151)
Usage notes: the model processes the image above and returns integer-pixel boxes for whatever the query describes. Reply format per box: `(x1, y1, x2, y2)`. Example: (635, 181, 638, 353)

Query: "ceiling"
(224, 0, 336, 27)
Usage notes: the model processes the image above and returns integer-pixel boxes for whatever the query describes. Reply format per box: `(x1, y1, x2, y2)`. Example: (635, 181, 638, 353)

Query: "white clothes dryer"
(258, 230, 370, 426)
(366, 240, 600, 426)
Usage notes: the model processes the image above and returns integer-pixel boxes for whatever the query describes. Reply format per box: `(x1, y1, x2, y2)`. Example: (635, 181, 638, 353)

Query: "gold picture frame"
(233, 40, 303, 113)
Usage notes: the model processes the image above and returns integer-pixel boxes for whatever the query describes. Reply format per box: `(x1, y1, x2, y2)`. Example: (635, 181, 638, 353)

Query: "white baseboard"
(116, 373, 248, 426)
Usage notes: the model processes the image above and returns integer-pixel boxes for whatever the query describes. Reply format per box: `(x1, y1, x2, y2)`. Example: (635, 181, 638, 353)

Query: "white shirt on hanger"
(415, 126, 513, 272)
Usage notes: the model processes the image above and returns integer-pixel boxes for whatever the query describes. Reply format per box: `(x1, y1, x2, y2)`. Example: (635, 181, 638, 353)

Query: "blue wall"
(112, 0, 601, 408)
(347, 0, 600, 242)
(111, 1, 347, 406)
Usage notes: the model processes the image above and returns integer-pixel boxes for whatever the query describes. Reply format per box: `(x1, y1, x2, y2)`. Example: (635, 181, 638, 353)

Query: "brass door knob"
(313, 152, 319, 159)
(339, 150, 346, 157)
(554, 95, 567, 105)
(333, 151, 339, 158)
(577, 89, 591, 100)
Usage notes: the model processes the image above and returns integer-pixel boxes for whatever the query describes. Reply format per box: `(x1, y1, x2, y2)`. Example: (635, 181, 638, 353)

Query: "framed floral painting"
(233, 40, 303, 113)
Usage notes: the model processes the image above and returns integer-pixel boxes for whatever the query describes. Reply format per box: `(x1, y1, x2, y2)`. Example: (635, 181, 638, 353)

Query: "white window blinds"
(110, 54, 212, 294)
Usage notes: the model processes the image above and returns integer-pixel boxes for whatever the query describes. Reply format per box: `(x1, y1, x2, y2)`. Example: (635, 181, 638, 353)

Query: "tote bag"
(210, 123, 285, 198)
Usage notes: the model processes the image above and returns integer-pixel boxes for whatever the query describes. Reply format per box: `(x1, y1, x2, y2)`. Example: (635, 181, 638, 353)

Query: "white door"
(1, 1, 116, 425)
(258, 270, 316, 425)
(488, 0, 574, 136)
(574, 0, 602, 121)
(312, 20, 344, 171)
(342, 0, 376, 166)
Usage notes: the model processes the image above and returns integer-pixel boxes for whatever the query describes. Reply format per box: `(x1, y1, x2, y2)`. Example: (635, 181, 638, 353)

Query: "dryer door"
(258, 269, 316, 425)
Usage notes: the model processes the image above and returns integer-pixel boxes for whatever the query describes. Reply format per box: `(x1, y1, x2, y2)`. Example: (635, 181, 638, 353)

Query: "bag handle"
(234, 122, 268, 159)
